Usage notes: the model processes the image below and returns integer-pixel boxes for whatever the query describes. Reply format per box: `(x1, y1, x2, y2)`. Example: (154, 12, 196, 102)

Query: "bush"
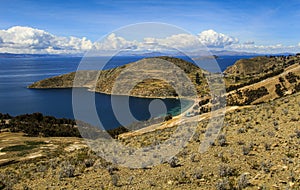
(218, 134, 227, 146)
(238, 173, 249, 189)
(295, 83, 300, 92)
(226, 68, 284, 92)
(244, 87, 269, 104)
(218, 164, 237, 177)
(0, 144, 35, 152)
(242, 146, 251, 155)
(190, 153, 198, 162)
(107, 165, 119, 175)
(261, 161, 272, 173)
(275, 84, 284, 97)
(237, 128, 246, 134)
(264, 143, 271, 151)
(3, 112, 80, 137)
(59, 162, 75, 178)
(195, 73, 201, 84)
(285, 72, 299, 84)
(111, 174, 120, 187)
(279, 77, 285, 83)
(107, 126, 129, 139)
(168, 156, 179, 168)
(164, 114, 173, 121)
(198, 99, 210, 106)
(0, 113, 12, 120)
(295, 129, 300, 138)
(216, 178, 230, 190)
(193, 168, 203, 179)
(84, 158, 95, 168)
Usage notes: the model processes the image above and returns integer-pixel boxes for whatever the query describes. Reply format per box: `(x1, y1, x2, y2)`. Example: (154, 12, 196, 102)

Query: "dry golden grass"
(1, 92, 299, 189)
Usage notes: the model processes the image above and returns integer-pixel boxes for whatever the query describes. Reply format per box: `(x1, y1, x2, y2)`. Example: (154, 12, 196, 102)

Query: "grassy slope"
(29, 56, 208, 98)
(226, 63, 300, 105)
(0, 92, 299, 189)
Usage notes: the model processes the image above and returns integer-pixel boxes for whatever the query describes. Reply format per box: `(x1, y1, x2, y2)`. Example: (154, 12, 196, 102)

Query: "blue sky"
(1, 0, 300, 54)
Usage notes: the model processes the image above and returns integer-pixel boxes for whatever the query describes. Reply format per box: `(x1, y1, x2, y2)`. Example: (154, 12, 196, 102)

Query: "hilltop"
(29, 56, 209, 98)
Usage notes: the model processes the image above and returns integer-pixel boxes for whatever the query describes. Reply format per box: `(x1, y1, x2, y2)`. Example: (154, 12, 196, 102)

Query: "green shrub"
(1, 144, 35, 152)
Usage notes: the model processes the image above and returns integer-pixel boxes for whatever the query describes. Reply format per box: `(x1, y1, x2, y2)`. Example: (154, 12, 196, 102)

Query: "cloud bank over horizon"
(0, 26, 93, 54)
(0, 26, 299, 55)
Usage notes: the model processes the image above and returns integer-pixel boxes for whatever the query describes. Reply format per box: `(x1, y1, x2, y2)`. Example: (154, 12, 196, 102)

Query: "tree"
(195, 73, 201, 85)
(164, 114, 172, 121)
(275, 84, 284, 97)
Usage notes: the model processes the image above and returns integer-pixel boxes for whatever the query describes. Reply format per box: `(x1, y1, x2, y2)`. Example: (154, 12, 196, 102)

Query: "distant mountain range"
(0, 53, 63, 58)
(0, 50, 295, 58)
(118, 50, 259, 57)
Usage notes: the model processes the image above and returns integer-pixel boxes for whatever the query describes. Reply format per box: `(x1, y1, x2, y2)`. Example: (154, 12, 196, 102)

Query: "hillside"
(28, 55, 300, 118)
(224, 55, 300, 89)
(2, 55, 300, 189)
(30, 55, 300, 100)
(1, 91, 299, 189)
(226, 63, 300, 105)
(223, 55, 300, 106)
(29, 56, 209, 98)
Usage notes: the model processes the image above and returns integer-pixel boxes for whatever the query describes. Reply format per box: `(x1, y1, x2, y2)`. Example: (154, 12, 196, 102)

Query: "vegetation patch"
(1, 141, 46, 152)
(1, 144, 36, 152)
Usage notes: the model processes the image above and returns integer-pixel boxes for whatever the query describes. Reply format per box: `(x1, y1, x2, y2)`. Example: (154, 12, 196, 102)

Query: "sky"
(1, 0, 300, 54)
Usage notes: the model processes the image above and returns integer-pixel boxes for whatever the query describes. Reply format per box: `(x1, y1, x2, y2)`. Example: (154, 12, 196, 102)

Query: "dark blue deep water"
(0, 55, 253, 129)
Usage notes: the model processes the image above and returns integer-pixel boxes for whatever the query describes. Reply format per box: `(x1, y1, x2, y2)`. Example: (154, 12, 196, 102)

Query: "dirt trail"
(118, 105, 251, 139)
(120, 64, 300, 139)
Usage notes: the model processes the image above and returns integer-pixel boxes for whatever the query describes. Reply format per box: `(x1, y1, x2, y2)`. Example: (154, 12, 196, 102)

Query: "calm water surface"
(0, 56, 252, 129)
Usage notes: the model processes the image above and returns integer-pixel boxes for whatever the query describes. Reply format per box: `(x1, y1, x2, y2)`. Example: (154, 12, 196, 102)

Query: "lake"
(0, 55, 253, 129)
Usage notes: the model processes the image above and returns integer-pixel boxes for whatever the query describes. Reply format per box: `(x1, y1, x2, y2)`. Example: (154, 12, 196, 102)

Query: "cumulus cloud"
(198, 29, 239, 48)
(0, 26, 299, 54)
(0, 26, 92, 54)
(0, 26, 241, 54)
(141, 33, 202, 52)
(94, 33, 138, 51)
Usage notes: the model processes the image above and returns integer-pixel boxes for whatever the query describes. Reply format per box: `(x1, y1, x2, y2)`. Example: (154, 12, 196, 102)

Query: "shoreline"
(29, 86, 198, 101)
(26, 86, 198, 129)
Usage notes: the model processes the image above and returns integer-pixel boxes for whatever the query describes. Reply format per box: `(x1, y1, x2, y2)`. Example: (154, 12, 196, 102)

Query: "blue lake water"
(0, 55, 253, 129)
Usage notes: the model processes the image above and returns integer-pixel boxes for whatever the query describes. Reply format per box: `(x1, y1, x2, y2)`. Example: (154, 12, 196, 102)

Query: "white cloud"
(140, 30, 238, 50)
(0, 26, 299, 55)
(198, 29, 239, 48)
(0, 26, 240, 54)
(143, 34, 200, 50)
(0, 26, 92, 54)
(94, 33, 138, 50)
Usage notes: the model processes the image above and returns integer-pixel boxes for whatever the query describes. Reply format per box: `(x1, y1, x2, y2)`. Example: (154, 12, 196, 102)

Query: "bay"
(0, 55, 252, 129)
